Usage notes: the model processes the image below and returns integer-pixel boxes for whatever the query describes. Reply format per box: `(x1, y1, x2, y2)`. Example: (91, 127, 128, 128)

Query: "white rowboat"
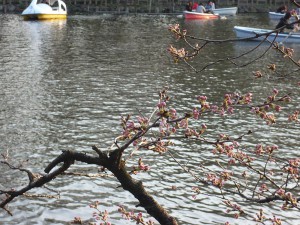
(212, 7, 237, 16)
(268, 12, 297, 21)
(269, 12, 286, 20)
(233, 26, 300, 43)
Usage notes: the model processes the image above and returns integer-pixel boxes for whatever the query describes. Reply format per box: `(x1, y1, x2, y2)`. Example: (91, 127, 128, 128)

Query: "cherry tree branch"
(1, 147, 178, 225)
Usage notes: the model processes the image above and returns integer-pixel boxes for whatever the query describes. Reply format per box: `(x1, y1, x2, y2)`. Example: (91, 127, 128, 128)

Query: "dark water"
(0, 13, 300, 225)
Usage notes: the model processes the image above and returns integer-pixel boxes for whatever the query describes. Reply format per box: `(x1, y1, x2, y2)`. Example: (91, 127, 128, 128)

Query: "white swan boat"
(233, 26, 300, 43)
(212, 7, 237, 16)
(21, 0, 67, 20)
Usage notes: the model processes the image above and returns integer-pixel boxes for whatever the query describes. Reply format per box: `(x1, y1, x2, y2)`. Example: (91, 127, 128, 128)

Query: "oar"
(279, 25, 299, 45)
(279, 31, 294, 45)
(279, 13, 300, 45)
(211, 11, 225, 19)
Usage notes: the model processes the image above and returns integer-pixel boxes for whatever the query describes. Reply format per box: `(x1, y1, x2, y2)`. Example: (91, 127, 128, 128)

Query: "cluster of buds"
(167, 45, 188, 63)
(253, 70, 263, 78)
(223, 200, 244, 219)
(212, 141, 253, 166)
(147, 140, 173, 154)
(191, 186, 201, 199)
(131, 158, 150, 175)
(156, 91, 175, 119)
(271, 215, 282, 225)
(159, 117, 175, 137)
(193, 107, 200, 119)
(118, 206, 155, 225)
(212, 143, 227, 154)
(169, 108, 177, 120)
(265, 89, 291, 105)
(254, 89, 292, 123)
(220, 170, 233, 181)
(211, 92, 253, 116)
(168, 24, 186, 40)
(196, 95, 210, 113)
(89, 201, 111, 225)
(254, 144, 278, 155)
(226, 92, 253, 107)
(120, 115, 149, 140)
(233, 150, 254, 164)
(284, 158, 300, 178)
(184, 124, 207, 138)
(267, 63, 276, 71)
(157, 101, 168, 117)
(207, 173, 224, 188)
(71, 217, 82, 224)
(278, 45, 295, 58)
(221, 94, 234, 114)
(268, 41, 298, 58)
(219, 133, 230, 140)
(254, 209, 266, 222)
(283, 193, 298, 210)
(252, 107, 276, 125)
(259, 183, 269, 193)
(266, 89, 279, 103)
(236, 92, 253, 105)
(179, 118, 189, 129)
(288, 111, 299, 122)
(276, 189, 298, 209)
(199, 123, 207, 135)
(137, 116, 149, 130)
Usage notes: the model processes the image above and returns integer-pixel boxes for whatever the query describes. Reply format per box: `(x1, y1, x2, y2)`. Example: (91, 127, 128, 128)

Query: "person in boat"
(196, 2, 207, 13)
(185, 1, 193, 11)
(290, 8, 300, 15)
(275, 11, 299, 33)
(205, 0, 215, 13)
(192, 2, 199, 11)
(276, 5, 287, 13)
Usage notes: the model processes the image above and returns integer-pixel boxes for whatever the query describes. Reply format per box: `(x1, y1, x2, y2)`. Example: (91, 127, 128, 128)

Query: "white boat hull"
(212, 7, 237, 16)
(268, 12, 297, 21)
(233, 26, 300, 43)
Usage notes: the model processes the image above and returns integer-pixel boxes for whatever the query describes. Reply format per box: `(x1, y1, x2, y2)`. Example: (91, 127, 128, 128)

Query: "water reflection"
(0, 13, 299, 225)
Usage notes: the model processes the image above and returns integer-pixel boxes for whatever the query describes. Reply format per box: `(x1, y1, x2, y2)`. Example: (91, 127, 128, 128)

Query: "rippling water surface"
(0, 13, 300, 225)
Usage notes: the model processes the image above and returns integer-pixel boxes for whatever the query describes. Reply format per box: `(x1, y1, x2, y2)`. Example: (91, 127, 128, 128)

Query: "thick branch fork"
(1, 149, 178, 225)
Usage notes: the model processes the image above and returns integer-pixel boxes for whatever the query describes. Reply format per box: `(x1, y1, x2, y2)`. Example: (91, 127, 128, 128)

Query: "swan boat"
(233, 26, 300, 43)
(212, 7, 238, 16)
(183, 10, 219, 19)
(21, 0, 67, 20)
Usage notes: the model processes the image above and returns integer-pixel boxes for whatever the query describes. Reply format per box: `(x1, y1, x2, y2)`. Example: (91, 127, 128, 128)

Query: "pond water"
(0, 13, 300, 225)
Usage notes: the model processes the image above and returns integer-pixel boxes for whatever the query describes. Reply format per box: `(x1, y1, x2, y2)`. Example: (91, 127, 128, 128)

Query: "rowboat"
(268, 12, 285, 20)
(233, 25, 300, 43)
(183, 10, 219, 20)
(212, 7, 237, 16)
(21, 0, 67, 20)
(268, 12, 297, 21)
